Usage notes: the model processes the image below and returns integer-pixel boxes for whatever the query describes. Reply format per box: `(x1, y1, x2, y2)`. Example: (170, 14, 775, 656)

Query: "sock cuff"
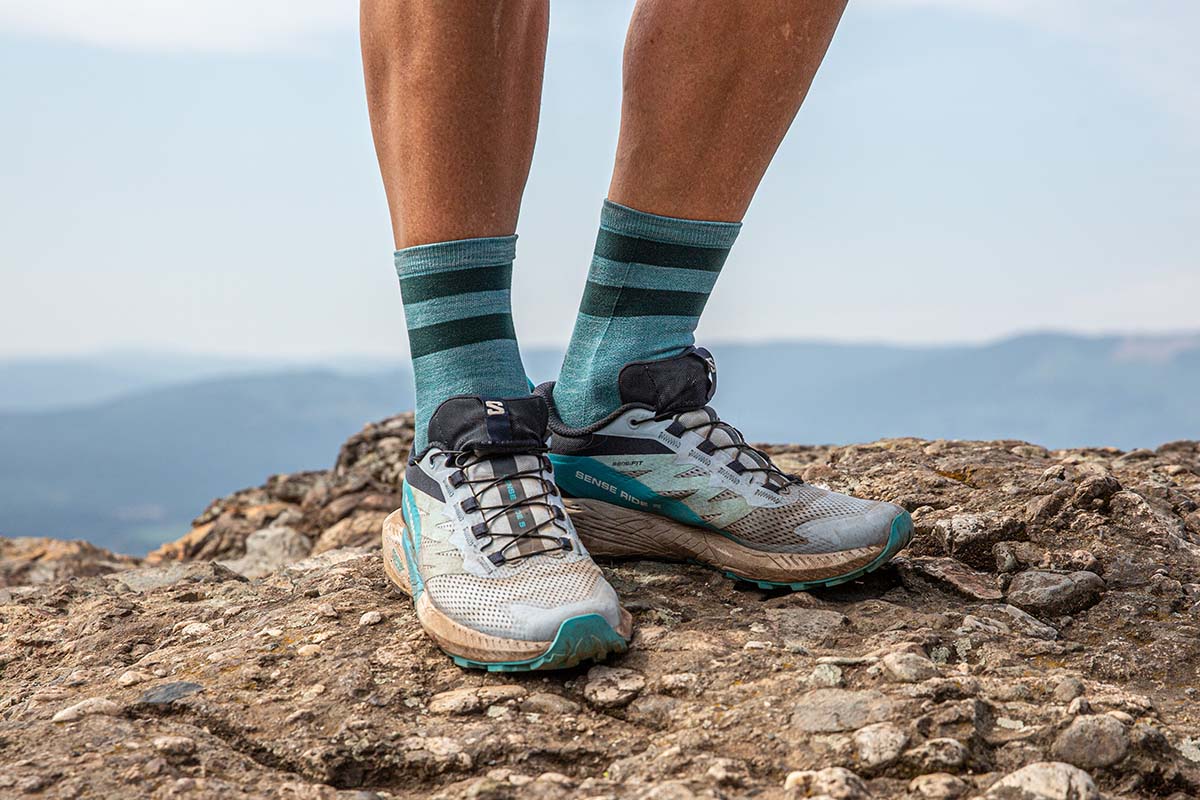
(600, 200, 741, 249)
(394, 234, 517, 278)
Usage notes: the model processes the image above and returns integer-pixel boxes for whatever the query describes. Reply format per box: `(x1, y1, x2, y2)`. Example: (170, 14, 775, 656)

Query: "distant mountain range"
(2, 332, 1196, 554)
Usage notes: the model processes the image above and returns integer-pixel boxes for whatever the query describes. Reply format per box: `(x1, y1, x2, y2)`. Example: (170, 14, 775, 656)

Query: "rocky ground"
(2, 415, 1199, 799)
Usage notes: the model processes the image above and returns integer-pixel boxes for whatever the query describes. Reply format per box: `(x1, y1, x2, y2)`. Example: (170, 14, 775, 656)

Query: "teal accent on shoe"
(719, 510, 915, 591)
(549, 453, 711, 528)
(400, 481, 425, 599)
(449, 613, 629, 672)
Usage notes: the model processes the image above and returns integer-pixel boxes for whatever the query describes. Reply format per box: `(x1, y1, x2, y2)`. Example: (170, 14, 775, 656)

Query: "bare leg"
(361, 0, 549, 248)
(610, 0, 847, 222)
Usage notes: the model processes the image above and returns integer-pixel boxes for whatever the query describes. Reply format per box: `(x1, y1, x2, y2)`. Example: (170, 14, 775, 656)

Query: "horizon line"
(2, 327, 1199, 365)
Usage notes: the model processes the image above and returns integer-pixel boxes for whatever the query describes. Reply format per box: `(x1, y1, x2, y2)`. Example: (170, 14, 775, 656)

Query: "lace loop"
(443, 449, 571, 565)
(657, 409, 799, 488)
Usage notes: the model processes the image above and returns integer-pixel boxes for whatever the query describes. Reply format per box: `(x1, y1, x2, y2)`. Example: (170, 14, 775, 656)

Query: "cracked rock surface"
(2, 416, 1199, 798)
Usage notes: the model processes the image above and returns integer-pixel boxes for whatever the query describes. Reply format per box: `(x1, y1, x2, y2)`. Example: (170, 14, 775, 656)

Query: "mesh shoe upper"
(424, 559, 609, 641)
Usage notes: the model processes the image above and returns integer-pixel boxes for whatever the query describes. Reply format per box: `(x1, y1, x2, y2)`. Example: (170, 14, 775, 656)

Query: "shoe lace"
(634, 409, 800, 489)
(441, 449, 571, 566)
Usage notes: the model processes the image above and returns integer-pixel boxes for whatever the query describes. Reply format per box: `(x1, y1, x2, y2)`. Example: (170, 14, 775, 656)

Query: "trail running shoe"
(381, 394, 632, 671)
(535, 347, 913, 590)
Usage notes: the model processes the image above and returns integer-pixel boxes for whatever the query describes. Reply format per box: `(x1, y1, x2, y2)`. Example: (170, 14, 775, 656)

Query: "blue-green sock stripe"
(586, 257, 720, 294)
(593, 229, 729, 271)
(407, 313, 516, 359)
(399, 263, 512, 303)
(579, 282, 711, 318)
(402, 288, 514, 329)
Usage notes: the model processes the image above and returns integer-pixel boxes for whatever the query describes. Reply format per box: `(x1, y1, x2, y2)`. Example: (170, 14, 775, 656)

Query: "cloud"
(0, 0, 356, 53)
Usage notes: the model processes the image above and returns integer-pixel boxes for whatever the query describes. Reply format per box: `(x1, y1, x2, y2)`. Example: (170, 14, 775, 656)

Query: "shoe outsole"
(717, 510, 914, 591)
(382, 511, 630, 672)
(566, 495, 914, 592)
(450, 613, 630, 672)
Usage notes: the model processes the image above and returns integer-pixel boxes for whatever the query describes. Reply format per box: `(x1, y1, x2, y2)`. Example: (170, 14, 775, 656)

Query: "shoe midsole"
(564, 498, 884, 583)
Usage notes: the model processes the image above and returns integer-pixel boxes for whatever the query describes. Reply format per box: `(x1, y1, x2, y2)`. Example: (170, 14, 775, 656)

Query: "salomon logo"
(485, 400, 505, 415)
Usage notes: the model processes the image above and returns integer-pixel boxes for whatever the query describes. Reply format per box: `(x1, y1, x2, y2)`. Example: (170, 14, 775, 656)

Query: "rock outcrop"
(2, 416, 1199, 799)
(0, 537, 140, 589)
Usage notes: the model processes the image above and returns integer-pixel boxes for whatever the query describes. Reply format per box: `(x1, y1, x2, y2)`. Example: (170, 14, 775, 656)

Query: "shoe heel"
(381, 509, 413, 596)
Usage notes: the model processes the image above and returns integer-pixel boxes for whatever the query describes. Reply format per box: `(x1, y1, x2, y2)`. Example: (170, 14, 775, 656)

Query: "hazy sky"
(2, 1, 1196, 359)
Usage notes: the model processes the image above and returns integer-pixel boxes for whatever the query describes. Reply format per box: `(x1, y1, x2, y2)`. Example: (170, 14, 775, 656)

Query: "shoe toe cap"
(508, 576, 624, 642)
(797, 500, 908, 553)
(425, 558, 626, 643)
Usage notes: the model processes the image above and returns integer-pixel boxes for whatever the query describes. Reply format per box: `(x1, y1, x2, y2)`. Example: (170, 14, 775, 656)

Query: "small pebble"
(152, 736, 197, 757)
(179, 622, 212, 639)
(583, 666, 646, 708)
(909, 772, 968, 799)
(63, 670, 91, 687)
(807, 663, 844, 688)
(117, 670, 151, 687)
(882, 651, 939, 683)
(1053, 676, 1085, 702)
(52, 697, 121, 723)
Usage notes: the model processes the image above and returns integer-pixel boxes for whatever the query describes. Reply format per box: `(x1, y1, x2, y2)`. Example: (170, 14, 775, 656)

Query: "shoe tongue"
(617, 346, 716, 414)
(427, 395, 549, 455)
(463, 453, 562, 560)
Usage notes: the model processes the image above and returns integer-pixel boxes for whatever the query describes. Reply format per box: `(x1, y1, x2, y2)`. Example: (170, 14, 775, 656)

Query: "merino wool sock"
(553, 200, 741, 427)
(395, 235, 530, 452)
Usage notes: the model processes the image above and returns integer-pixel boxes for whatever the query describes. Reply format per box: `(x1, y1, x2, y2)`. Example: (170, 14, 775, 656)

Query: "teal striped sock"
(395, 235, 529, 451)
(554, 200, 741, 427)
